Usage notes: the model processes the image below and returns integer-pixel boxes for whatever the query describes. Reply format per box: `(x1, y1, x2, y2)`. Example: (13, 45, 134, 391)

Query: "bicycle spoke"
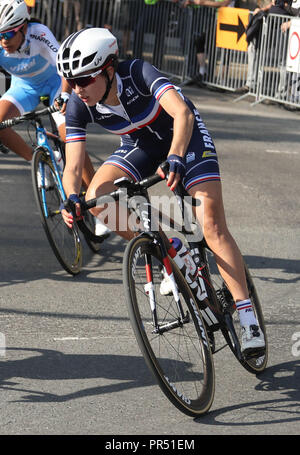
(123, 236, 215, 417)
(32, 148, 82, 275)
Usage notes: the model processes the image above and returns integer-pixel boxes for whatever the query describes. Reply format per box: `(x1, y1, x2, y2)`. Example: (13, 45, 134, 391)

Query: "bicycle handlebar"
(67, 160, 197, 244)
(80, 165, 168, 213)
(0, 104, 59, 130)
(75, 172, 166, 243)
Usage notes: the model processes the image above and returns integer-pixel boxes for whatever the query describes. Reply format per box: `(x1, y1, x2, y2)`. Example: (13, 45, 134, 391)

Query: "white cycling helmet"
(56, 27, 118, 79)
(0, 0, 30, 33)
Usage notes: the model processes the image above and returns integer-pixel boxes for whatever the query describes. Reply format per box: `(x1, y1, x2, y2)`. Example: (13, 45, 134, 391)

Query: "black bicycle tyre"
(123, 235, 215, 417)
(31, 147, 82, 275)
(204, 248, 268, 374)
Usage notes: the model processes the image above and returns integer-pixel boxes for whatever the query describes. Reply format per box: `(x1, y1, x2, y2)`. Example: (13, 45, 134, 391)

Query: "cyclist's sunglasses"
(0, 24, 23, 40)
(66, 59, 113, 89)
(66, 68, 103, 89)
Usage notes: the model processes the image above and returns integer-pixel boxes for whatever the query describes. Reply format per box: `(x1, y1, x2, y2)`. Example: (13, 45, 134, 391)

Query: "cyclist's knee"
(0, 99, 20, 122)
(86, 163, 131, 199)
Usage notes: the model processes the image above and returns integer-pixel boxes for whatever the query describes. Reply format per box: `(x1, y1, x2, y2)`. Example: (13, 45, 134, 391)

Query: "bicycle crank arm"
(153, 312, 190, 334)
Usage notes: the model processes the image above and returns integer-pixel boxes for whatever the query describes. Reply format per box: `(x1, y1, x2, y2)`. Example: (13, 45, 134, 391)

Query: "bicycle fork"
(143, 244, 190, 335)
(135, 197, 190, 334)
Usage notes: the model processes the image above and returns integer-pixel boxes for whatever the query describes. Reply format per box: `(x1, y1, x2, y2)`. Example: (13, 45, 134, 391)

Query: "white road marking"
(265, 149, 299, 155)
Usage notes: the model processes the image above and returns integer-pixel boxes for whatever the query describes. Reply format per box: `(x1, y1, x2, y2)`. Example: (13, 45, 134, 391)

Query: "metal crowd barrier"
(31, 0, 114, 42)
(234, 13, 300, 108)
(111, 0, 193, 82)
(30, 0, 192, 82)
(255, 13, 300, 108)
(2, 2, 300, 109)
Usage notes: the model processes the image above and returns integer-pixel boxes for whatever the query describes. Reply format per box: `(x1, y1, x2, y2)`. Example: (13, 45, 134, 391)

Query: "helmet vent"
(2, 6, 13, 22)
(82, 52, 97, 68)
(62, 48, 70, 60)
(72, 60, 80, 70)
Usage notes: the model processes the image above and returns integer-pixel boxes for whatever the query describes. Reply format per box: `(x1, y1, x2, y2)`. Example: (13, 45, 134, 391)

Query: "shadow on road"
(0, 347, 155, 403)
(195, 360, 300, 427)
(1, 349, 299, 428)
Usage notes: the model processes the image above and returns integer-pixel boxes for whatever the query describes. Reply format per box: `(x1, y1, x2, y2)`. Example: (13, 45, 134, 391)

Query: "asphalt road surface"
(0, 86, 299, 436)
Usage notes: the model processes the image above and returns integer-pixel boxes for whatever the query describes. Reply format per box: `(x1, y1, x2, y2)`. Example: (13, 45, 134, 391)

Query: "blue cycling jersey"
(0, 22, 62, 114)
(0, 22, 59, 85)
(65, 59, 178, 148)
(65, 59, 221, 190)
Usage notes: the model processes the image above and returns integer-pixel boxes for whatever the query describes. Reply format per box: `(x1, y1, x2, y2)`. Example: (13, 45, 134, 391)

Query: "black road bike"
(65, 164, 268, 417)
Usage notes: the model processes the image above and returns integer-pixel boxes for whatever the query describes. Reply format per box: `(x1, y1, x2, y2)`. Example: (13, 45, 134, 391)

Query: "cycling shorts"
(1, 73, 64, 125)
(103, 109, 220, 191)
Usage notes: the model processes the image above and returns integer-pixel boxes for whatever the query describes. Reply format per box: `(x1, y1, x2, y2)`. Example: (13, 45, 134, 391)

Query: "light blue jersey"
(0, 22, 62, 114)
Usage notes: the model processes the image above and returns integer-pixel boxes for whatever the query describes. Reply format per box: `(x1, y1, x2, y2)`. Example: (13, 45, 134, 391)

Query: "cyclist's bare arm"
(55, 78, 72, 115)
(61, 141, 86, 227)
(157, 88, 194, 190)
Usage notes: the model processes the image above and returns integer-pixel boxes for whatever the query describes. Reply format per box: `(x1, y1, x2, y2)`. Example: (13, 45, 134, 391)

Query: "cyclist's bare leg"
(85, 163, 136, 241)
(82, 152, 96, 190)
(58, 122, 66, 142)
(0, 100, 32, 161)
(189, 180, 249, 303)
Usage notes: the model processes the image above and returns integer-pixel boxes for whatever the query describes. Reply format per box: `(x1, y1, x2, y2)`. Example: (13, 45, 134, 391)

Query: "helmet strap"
(98, 69, 114, 104)
(16, 25, 26, 52)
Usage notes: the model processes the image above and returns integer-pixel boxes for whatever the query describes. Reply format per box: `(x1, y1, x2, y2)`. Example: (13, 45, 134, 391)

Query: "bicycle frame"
(34, 118, 66, 218)
(127, 185, 191, 334)
(80, 172, 267, 371)
(171, 186, 245, 357)
(36, 120, 65, 188)
(80, 174, 223, 333)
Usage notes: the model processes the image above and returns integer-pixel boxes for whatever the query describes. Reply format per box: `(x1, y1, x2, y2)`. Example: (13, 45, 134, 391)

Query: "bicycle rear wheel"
(205, 248, 268, 374)
(31, 147, 82, 275)
(123, 235, 215, 417)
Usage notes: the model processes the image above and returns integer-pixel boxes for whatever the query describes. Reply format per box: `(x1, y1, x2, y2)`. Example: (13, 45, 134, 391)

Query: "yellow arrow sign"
(216, 7, 249, 52)
(25, 0, 36, 6)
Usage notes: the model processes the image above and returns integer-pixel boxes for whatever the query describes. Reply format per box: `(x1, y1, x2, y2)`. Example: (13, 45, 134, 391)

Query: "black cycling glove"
(167, 154, 186, 179)
(60, 193, 81, 216)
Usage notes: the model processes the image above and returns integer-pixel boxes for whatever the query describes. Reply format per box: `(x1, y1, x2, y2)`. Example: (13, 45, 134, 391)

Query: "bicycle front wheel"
(123, 235, 215, 417)
(31, 147, 82, 275)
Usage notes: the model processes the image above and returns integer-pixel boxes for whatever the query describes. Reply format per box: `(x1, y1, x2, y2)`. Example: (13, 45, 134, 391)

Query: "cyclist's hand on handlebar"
(60, 194, 82, 228)
(60, 206, 74, 228)
(55, 92, 70, 115)
(158, 154, 185, 191)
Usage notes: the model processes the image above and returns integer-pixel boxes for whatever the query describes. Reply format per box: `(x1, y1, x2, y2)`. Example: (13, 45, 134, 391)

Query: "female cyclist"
(56, 27, 265, 354)
(0, 0, 68, 159)
(0, 0, 99, 201)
